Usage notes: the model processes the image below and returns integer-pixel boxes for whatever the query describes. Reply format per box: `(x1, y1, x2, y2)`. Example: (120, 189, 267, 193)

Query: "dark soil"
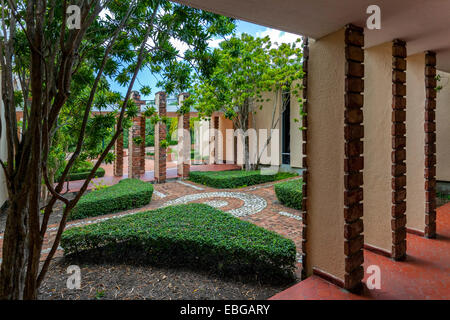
(38, 258, 295, 300)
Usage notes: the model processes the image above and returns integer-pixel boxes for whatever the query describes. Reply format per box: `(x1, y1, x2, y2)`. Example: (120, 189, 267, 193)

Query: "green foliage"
(190, 34, 303, 120)
(274, 179, 303, 210)
(189, 170, 297, 189)
(55, 161, 106, 182)
(61, 203, 296, 282)
(68, 179, 154, 221)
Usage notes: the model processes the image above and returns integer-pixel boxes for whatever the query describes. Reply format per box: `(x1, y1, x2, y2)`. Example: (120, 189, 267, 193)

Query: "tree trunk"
(0, 194, 30, 299)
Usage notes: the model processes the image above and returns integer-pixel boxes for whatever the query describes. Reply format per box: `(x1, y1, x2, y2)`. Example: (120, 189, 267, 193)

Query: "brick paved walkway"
(0, 177, 303, 271)
(270, 202, 450, 300)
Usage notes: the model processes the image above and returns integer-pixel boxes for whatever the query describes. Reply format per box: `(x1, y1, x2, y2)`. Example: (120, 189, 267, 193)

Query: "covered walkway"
(271, 202, 450, 300)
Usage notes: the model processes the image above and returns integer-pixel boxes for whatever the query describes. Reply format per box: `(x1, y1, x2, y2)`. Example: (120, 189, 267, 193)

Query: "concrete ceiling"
(173, 0, 450, 72)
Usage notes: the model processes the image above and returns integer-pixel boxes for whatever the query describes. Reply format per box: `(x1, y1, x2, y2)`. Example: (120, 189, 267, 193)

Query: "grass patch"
(68, 179, 153, 221)
(61, 203, 297, 282)
(274, 179, 303, 210)
(189, 170, 297, 189)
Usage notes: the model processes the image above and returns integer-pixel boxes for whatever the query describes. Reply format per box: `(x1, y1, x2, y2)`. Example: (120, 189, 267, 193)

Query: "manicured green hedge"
(61, 203, 296, 282)
(55, 160, 106, 182)
(274, 179, 303, 210)
(68, 179, 153, 221)
(189, 170, 297, 189)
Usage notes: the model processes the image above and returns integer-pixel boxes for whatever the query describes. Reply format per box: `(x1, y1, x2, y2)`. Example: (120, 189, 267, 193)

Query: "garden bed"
(274, 179, 303, 210)
(61, 203, 297, 283)
(189, 170, 297, 189)
(68, 179, 153, 221)
(38, 259, 293, 300)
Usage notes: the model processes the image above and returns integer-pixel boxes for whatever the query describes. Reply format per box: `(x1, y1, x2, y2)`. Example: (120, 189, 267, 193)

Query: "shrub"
(61, 203, 296, 282)
(55, 160, 106, 182)
(189, 170, 297, 189)
(68, 179, 153, 221)
(274, 179, 303, 210)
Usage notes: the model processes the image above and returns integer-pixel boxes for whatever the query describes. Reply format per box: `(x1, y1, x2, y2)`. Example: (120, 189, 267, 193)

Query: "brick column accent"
(114, 127, 123, 177)
(154, 92, 167, 183)
(424, 51, 437, 238)
(128, 116, 142, 179)
(343, 24, 364, 292)
(300, 37, 309, 280)
(391, 40, 408, 260)
(128, 92, 145, 179)
(140, 116, 146, 175)
(177, 93, 190, 179)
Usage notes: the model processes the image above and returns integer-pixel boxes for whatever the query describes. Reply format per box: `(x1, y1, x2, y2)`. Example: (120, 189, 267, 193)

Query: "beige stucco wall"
(0, 69, 8, 206)
(305, 28, 345, 280)
(251, 86, 303, 168)
(251, 91, 282, 166)
(363, 42, 394, 253)
(406, 52, 426, 233)
(218, 115, 234, 163)
(436, 70, 450, 182)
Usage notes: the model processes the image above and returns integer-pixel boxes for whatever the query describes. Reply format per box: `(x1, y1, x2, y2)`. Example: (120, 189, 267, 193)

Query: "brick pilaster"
(424, 51, 437, 238)
(128, 116, 142, 179)
(300, 37, 309, 280)
(391, 40, 408, 260)
(140, 116, 146, 175)
(343, 24, 364, 292)
(154, 92, 167, 183)
(114, 128, 123, 177)
(178, 93, 191, 179)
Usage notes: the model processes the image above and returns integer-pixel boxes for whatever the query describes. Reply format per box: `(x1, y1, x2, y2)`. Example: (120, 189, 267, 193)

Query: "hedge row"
(274, 179, 303, 210)
(68, 179, 153, 221)
(189, 170, 297, 189)
(61, 203, 297, 282)
(55, 160, 106, 182)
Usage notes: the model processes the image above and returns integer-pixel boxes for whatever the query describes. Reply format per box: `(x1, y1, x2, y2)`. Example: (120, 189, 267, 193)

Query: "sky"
(108, 20, 302, 101)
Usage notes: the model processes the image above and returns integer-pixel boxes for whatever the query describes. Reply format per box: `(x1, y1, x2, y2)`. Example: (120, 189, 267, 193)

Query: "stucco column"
(209, 116, 219, 164)
(406, 52, 437, 238)
(177, 92, 190, 179)
(154, 92, 167, 183)
(364, 40, 407, 260)
(113, 125, 123, 177)
(305, 24, 364, 292)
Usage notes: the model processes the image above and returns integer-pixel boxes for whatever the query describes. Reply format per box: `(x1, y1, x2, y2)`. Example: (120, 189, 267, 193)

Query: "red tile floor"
(270, 202, 450, 300)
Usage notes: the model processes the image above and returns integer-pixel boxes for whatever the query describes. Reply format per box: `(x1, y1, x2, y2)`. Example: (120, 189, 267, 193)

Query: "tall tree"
(0, 0, 234, 299)
(189, 34, 303, 170)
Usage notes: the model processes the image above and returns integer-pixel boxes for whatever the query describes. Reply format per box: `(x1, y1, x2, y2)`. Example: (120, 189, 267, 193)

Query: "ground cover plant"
(189, 170, 297, 189)
(68, 179, 153, 221)
(55, 161, 105, 182)
(61, 203, 297, 282)
(274, 179, 303, 210)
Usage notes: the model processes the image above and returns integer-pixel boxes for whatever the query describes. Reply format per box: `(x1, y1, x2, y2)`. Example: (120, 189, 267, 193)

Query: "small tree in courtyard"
(189, 33, 304, 170)
(0, 0, 234, 299)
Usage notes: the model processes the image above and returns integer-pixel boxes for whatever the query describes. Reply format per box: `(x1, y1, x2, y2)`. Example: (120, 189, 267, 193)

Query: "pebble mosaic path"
(0, 177, 303, 267)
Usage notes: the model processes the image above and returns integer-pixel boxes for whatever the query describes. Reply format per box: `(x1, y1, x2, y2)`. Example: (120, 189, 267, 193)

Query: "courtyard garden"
(11, 169, 304, 300)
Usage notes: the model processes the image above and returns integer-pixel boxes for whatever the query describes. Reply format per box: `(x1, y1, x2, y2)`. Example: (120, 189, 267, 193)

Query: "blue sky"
(109, 20, 301, 101)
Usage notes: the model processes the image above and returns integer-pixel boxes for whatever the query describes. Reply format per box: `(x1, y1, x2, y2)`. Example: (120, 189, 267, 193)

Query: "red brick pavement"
(0, 176, 303, 269)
